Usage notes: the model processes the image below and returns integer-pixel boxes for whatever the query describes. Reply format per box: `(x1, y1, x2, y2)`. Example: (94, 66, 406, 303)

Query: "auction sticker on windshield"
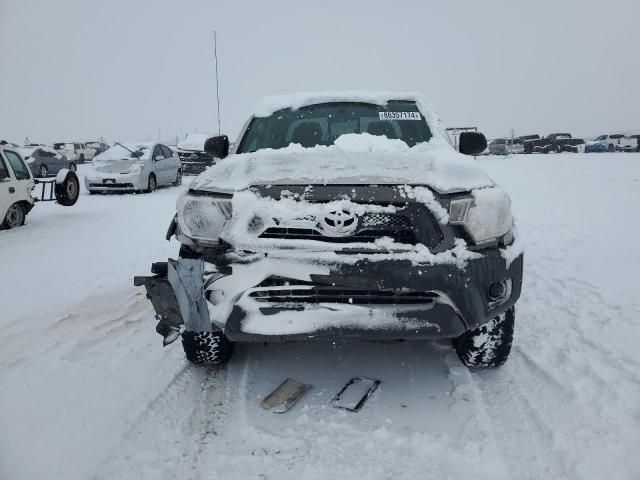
(379, 111, 421, 120)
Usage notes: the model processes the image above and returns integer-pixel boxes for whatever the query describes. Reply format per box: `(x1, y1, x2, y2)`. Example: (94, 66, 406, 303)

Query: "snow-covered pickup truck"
(1, 146, 80, 229)
(135, 92, 524, 369)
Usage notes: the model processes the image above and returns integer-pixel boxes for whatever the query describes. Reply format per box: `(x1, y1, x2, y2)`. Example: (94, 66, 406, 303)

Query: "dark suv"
(135, 93, 523, 369)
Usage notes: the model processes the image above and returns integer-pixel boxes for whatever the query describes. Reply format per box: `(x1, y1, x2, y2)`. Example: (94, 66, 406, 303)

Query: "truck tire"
(182, 331, 235, 366)
(453, 307, 515, 368)
(55, 170, 80, 206)
(608, 144, 615, 152)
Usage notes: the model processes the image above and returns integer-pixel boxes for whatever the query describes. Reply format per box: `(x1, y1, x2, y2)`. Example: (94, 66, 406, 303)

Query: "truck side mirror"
(204, 135, 229, 159)
(459, 132, 487, 156)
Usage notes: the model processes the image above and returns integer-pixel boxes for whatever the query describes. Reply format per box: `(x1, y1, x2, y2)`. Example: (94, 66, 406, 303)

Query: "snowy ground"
(1, 154, 640, 480)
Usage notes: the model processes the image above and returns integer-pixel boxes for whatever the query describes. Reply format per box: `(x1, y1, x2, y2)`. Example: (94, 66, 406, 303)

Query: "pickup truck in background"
(594, 134, 638, 152)
(523, 133, 572, 154)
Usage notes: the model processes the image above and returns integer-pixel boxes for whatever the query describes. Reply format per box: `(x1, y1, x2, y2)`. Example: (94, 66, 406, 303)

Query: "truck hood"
(190, 135, 494, 194)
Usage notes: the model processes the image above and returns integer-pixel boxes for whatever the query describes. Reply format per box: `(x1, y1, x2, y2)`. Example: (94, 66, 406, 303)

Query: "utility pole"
(214, 31, 222, 135)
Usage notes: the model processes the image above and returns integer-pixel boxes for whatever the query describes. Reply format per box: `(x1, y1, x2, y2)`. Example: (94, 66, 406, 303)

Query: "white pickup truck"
(594, 134, 638, 152)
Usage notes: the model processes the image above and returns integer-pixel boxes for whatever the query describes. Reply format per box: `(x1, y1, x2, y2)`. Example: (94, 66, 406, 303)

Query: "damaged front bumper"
(134, 248, 523, 344)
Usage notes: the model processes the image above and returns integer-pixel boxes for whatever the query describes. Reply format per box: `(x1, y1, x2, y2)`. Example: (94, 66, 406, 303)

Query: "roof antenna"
(214, 31, 222, 135)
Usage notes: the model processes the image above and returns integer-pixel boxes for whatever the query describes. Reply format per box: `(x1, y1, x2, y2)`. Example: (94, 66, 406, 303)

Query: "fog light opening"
(488, 279, 512, 309)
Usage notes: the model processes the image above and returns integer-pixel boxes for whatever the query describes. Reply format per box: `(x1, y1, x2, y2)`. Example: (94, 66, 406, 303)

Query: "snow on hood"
(177, 133, 212, 152)
(190, 133, 494, 194)
(91, 143, 151, 174)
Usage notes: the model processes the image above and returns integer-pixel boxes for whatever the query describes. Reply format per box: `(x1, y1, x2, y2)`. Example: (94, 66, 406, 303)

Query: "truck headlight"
(176, 192, 232, 243)
(449, 187, 513, 246)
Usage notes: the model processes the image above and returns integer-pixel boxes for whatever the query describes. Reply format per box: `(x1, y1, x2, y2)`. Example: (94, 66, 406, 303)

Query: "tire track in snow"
(93, 362, 227, 480)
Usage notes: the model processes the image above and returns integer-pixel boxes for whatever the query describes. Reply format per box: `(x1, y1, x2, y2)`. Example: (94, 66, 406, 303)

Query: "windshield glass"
(237, 101, 431, 154)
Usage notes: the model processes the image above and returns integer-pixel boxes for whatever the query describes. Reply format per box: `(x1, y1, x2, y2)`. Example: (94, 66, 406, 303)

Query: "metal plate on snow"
(330, 377, 380, 412)
(261, 378, 311, 413)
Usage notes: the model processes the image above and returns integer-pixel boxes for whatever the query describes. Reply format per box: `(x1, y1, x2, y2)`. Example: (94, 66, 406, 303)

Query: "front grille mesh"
(260, 213, 416, 244)
(248, 287, 438, 305)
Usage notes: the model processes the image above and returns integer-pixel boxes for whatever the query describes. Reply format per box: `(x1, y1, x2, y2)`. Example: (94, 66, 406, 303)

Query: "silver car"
(17, 146, 77, 178)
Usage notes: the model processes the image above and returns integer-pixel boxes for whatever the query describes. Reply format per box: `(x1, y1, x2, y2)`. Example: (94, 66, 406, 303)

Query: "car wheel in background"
(608, 144, 615, 152)
(79, 154, 85, 163)
(54, 171, 80, 206)
(146, 174, 157, 193)
(453, 307, 515, 368)
(2, 203, 25, 229)
(555, 145, 563, 153)
(69, 162, 77, 172)
(39, 164, 48, 177)
(173, 169, 182, 186)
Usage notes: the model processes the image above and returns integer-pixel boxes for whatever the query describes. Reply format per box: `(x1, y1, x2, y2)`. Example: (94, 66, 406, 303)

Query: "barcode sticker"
(379, 111, 422, 121)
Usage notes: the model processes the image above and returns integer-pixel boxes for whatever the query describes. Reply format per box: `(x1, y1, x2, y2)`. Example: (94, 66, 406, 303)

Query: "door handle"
(8, 187, 15, 193)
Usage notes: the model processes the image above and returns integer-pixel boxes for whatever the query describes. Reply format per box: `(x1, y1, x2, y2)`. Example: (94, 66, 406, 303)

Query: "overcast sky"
(1, 0, 639, 144)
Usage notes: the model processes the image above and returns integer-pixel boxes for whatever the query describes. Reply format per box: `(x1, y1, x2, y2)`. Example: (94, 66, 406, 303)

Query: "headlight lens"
(176, 192, 232, 243)
(449, 187, 512, 246)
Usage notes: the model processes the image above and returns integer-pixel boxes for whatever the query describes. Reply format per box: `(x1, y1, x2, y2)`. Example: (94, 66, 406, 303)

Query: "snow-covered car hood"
(92, 159, 143, 175)
(190, 134, 494, 194)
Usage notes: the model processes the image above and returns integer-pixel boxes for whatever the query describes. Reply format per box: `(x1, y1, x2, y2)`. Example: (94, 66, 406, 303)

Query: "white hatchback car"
(84, 142, 182, 194)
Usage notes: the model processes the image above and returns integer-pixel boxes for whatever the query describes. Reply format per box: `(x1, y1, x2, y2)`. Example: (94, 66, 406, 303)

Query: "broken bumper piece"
(134, 249, 523, 344)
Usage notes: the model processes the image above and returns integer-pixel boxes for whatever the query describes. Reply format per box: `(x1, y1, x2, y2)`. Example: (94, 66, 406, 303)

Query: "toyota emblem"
(318, 208, 358, 237)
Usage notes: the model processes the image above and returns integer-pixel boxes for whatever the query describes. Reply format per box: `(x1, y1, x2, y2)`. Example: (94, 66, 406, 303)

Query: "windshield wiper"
(114, 141, 144, 158)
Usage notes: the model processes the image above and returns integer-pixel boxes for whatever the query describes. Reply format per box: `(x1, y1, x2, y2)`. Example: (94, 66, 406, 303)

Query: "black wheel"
(453, 307, 515, 368)
(182, 331, 235, 366)
(608, 144, 615, 152)
(2, 203, 26, 229)
(79, 153, 85, 163)
(39, 164, 48, 177)
(146, 174, 157, 193)
(555, 144, 563, 154)
(54, 171, 80, 206)
(69, 162, 77, 172)
(173, 169, 182, 186)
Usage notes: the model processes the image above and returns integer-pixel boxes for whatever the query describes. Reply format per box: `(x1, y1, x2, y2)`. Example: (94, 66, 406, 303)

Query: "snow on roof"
(251, 90, 451, 143)
(177, 133, 212, 151)
(254, 90, 427, 116)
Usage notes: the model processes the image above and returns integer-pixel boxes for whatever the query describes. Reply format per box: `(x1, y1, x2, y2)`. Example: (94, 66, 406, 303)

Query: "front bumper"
(135, 248, 523, 343)
(85, 173, 143, 192)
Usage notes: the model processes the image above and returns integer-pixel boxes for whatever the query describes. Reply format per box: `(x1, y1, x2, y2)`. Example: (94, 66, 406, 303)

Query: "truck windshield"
(237, 101, 432, 154)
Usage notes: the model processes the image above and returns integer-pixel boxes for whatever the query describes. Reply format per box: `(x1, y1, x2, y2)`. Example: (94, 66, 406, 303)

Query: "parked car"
(17, 146, 76, 177)
(488, 138, 511, 155)
(628, 135, 640, 152)
(1, 146, 79, 229)
(585, 141, 607, 153)
(135, 92, 523, 371)
(86, 141, 110, 156)
(84, 142, 182, 194)
(524, 133, 572, 154)
(53, 142, 95, 163)
(594, 134, 636, 152)
(559, 138, 586, 153)
(176, 133, 216, 175)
